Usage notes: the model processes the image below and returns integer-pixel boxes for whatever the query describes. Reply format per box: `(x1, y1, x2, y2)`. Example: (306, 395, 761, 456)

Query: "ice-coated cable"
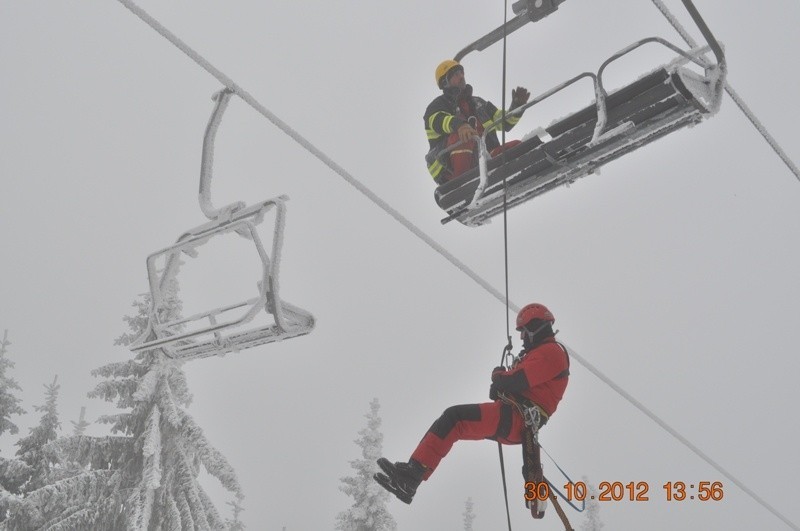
(651, 0, 800, 183)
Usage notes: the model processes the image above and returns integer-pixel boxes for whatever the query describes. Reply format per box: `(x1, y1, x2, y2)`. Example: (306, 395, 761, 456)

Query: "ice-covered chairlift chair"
(435, 0, 726, 227)
(130, 89, 314, 361)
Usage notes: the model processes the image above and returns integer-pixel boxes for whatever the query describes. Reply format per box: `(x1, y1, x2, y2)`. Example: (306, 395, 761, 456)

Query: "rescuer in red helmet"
(374, 303, 570, 504)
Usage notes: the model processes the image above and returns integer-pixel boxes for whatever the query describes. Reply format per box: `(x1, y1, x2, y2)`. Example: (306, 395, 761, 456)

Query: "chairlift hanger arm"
(680, 0, 724, 66)
(199, 87, 245, 221)
(454, 0, 567, 62)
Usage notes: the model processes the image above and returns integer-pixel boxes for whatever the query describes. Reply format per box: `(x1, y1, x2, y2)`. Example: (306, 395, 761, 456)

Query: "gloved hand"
(511, 86, 530, 109)
(489, 366, 506, 400)
(457, 123, 478, 143)
(491, 366, 507, 380)
(457, 83, 474, 103)
(489, 382, 501, 401)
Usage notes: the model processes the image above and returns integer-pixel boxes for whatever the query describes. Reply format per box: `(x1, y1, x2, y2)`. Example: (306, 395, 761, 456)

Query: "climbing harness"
(500, 391, 584, 529)
(130, 89, 314, 361)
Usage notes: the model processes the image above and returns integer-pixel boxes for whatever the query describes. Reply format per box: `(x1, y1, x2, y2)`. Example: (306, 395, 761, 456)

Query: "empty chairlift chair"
(130, 89, 314, 361)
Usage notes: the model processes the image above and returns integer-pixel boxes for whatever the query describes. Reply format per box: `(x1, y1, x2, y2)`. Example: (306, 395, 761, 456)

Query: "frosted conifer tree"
(579, 479, 603, 531)
(0, 330, 25, 440)
(0, 377, 62, 526)
(226, 498, 246, 530)
(463, 497, 475, 530)
(46, 407, 94, 484)
(14, 376, 61, 493)
(70, 407, 90, 436)
(0, 330, 30, 503)
(335, 398, 396, 531)
(91, 283, 244, 529)
(1, 284, 244, 529)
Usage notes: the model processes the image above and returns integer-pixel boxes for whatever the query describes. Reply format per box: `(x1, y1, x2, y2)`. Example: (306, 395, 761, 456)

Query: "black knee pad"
(430, 404, 482, 439)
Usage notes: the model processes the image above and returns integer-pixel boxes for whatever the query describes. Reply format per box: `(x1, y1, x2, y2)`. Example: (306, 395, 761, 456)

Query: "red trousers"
(410, 402, 525, 480)
(445, 135, 522, 181)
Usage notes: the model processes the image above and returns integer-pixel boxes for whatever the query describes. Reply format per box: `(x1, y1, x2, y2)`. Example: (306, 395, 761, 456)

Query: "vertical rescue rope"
(497, 2, 514, 531)
(501, 0, 511, 346)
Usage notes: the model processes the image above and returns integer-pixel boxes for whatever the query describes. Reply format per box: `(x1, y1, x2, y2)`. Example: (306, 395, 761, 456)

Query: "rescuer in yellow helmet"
(424, 60, 530, 184)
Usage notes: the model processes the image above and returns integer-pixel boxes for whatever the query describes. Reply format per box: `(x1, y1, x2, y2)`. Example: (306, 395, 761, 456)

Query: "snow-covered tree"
(0, 330, 30, 513)
(0, 376, 63, 526)
(0, 330, 25, 441)
(14, 376, 61, 493)
(579, 479, 603, 531)
(92, 282, 244, 529)
(1, 282, 244, 529)
(335, 398, 396, 531)
(225, 498, 246, 530)
(463, 496, 475, 530)
(0, 456, 31, 510)
(70, 407, 90, 436)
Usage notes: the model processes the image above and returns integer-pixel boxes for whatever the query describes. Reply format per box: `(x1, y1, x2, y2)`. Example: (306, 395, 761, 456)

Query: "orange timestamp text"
(524, 481, 724, 502)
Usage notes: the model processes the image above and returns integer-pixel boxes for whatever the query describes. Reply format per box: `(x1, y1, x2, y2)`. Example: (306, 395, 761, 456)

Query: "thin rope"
(546, 482, 575, 531)
(497, 441, 513, 531)
(497, 5, 513, 530)
(651, 0, 800, 183)
(501, 0, 512, 347)
(116, 3, 798, 529)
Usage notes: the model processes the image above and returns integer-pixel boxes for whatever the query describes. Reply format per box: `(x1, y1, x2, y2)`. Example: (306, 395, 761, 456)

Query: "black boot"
(373, 458, 425, 504)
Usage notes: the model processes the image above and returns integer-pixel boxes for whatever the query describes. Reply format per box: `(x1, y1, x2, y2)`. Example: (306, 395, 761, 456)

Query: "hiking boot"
(373, 458, 425, 504)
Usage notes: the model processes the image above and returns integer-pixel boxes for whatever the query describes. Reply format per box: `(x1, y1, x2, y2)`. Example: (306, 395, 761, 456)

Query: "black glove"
(489, 382, 500, 401)
(489, 366, 506, 400)
(458, 83, 474, 103)
(511, 86, 530, 109)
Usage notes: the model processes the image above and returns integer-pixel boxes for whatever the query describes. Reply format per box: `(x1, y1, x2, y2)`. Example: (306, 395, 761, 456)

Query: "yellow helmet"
(435, 59, 462, 89)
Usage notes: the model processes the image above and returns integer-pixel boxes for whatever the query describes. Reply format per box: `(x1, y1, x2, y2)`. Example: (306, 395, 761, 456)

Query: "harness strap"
(521, 420, 545, 518)
(546, 479, 576, 531)
(555, 341, 571, 379)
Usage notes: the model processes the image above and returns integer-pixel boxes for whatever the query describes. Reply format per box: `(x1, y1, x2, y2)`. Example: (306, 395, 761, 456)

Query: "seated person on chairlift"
(374, 303, 570, 504)
(425, 60, 531, 185)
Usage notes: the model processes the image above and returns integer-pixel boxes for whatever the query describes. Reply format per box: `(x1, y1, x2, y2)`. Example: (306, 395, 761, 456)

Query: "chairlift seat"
(130, 197, 315, 361)
(435, 64, 720, 227)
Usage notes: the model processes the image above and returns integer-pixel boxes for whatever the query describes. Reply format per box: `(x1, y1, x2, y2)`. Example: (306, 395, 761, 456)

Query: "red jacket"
(492, 337, 569, 416)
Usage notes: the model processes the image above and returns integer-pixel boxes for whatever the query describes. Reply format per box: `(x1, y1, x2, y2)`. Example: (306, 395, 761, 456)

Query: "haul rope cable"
(115, 2, 798, 528)
(651, 0, 800, 182)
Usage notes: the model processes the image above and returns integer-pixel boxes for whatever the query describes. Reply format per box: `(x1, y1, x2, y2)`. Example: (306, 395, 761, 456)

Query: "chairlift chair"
(130, 89, 314, 361)
(435, 0, 726, 227)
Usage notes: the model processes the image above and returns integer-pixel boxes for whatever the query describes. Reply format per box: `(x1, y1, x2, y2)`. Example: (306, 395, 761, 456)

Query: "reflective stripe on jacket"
(423, 85, 522, 180)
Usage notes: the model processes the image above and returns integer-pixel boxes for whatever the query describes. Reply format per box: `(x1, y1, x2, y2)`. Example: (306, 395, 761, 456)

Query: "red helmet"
(516, 303, 555, 331)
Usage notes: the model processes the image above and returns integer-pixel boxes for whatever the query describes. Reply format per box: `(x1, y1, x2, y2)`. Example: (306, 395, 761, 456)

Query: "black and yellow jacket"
(424, 84, 523, 181)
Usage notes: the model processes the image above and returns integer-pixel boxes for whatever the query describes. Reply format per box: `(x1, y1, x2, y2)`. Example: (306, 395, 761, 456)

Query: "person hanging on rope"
(374, 303, 569, 504)
(425, 59, 531, 185)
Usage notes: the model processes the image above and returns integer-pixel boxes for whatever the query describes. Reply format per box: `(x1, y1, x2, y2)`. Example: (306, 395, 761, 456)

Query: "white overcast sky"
(2, 1, 799, 530)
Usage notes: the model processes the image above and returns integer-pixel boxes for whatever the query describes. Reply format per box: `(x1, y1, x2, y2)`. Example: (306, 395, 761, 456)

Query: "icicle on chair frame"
(130, 89, 314, 361)
(435, 0, 726, 227)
